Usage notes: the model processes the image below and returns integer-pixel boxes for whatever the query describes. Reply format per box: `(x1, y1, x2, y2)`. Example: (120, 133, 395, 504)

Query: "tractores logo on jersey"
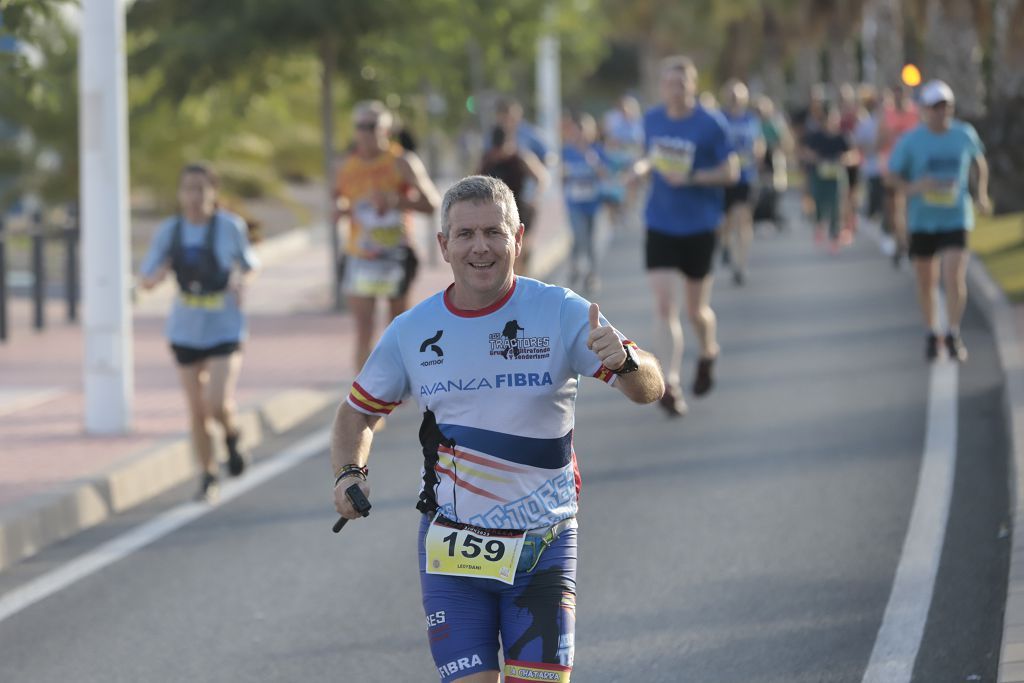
(420, 330, 444, 367)
(489, 320, 551, 360)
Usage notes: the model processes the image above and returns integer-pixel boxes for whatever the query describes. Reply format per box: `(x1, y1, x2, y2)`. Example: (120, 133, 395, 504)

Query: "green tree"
(0, 7, 78, 208)
(984, 0, 1024, 211)
(127, 0, 608, 307)
(919, 0, 988, 118)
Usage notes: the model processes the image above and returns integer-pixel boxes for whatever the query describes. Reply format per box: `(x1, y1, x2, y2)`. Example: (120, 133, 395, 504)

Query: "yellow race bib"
(923, 184, 957, 207)
(817, 162, 841, 180)
(345, 256, 405, 298)
(180, 292, 226, 310)
(424, 514, 525, 585)
(650, 146, 694, 178)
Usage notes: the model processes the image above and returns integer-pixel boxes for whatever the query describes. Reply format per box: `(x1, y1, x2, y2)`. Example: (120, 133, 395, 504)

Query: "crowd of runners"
(135, 50, 992, 682)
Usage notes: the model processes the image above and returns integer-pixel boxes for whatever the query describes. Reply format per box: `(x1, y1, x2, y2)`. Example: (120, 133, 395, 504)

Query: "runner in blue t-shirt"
(561, 112, 608, 294)
(720, 79, 765, 286)
(629, 55, 739, 417)
(888, 80, 992, 362)
(139, 163, 260, 501)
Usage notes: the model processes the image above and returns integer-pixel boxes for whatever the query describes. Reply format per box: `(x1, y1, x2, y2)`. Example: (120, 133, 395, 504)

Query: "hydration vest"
(170, 213, 230, 295)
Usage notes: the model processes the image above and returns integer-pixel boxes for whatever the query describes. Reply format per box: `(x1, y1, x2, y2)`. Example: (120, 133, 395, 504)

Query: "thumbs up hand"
(587, 303, 626, 371)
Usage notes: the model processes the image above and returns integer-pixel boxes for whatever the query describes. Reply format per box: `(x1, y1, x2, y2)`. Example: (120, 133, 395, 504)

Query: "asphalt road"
(0, 206, 1010, 683)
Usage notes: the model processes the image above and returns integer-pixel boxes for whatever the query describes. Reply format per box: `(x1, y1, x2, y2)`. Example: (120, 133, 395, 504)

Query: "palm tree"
(823, 0, 865, 87)
(985, 0, 1024, 211)
(759, 2, 788, 102)
(861, 0, 905, 88)
(991, 0, 1024, 101)
(920, 0, 988, 118)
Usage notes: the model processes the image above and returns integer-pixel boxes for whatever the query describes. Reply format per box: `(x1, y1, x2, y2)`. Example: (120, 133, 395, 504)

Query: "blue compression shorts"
(418, 515, 577, 682)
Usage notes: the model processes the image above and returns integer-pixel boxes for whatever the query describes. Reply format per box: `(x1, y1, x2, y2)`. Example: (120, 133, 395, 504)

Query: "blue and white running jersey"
(347, 277, 636, 531)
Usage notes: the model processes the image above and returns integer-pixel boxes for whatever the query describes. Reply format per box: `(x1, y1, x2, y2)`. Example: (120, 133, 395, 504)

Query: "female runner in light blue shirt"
(139, 163, 260, 501)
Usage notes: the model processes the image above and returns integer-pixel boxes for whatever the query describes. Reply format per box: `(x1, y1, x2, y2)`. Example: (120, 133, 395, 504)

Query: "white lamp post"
(79, 0, 133, 434)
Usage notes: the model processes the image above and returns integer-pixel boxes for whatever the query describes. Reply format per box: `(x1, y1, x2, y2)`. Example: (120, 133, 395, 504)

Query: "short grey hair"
(440, 175, 521, 237)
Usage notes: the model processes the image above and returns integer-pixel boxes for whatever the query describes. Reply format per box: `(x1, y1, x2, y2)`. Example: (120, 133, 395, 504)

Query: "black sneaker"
(692, 357, 716, 397)
(925, 333, 940, 362)
(892, 248, 905, 269)
(945, 333, 968, 362)
(658, 384, 688, 418)
(226, 431, 247, 477)
(732, 270, 745, 286)
(721, 247, 731, 266)
(196, 472, 219, 503)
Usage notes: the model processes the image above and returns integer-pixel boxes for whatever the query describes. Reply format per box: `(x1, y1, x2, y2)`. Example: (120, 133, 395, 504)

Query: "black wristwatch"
(612, 344, 639, 375)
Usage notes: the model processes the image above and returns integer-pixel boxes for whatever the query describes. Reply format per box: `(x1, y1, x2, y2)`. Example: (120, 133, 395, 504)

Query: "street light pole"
(79, 0, 133, 434)
(535, 7, 561, 156)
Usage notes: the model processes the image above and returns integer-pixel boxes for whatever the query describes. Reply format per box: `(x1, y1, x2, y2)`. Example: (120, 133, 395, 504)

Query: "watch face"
(615, 346, 640, 374)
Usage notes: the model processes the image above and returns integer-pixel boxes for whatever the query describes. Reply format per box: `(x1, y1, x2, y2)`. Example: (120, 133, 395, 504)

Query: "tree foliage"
(3, 0, 1020, 209)
(0, 5, 78, 208)
(125, 0, 607, 201)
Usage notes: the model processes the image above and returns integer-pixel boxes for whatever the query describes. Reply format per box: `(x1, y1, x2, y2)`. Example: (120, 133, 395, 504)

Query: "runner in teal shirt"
(886, 80, 991, 363)
(889, 119, 985, 233)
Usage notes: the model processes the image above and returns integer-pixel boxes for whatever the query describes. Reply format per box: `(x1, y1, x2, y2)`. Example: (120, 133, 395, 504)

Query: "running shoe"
(892, 248, 905, 269)
(658, 384, 688, 418)
(925, 333, 940, 362)
(226, 431, 247, 477)
(721, 247, 732, 266)
(195, 472, 219, 503)
(945, 333, 968, 362)
(838, 229, 854, 246)
(732, 270, 745, 286)
(692, 356, 716, 396)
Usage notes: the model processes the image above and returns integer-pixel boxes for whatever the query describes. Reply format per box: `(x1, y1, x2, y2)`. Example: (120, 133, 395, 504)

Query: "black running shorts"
(171, 341, 241, 366)
(645, 229, 718, 280)
(908, 229, 967, 258)
(723, 182, 752, 211)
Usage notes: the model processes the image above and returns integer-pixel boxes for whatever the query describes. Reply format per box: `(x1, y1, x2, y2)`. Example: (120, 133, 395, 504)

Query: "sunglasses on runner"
(355, 121, 379, 131)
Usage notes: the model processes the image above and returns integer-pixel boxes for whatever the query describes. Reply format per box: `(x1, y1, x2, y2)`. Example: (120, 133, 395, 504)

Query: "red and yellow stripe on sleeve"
(347, 382, 401, 416)
(592, 339, 639, 384)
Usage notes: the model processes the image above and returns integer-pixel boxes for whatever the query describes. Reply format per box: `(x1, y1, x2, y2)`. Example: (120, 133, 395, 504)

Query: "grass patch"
(974, 212, 1024, 302)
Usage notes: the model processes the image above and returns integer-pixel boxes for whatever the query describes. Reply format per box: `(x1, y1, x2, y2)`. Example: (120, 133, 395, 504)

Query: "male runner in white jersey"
(331, 175, 664, 682)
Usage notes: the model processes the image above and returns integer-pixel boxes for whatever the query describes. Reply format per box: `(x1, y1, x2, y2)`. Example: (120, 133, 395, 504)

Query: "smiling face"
(438, 199, 522, 310)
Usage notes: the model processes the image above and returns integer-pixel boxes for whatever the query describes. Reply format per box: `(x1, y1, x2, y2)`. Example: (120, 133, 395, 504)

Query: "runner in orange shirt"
(878, 85, 920, 266)
(334, 101, 441, 370)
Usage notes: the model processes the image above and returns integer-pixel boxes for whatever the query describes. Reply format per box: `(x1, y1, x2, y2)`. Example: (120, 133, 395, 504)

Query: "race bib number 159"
(425, 514, 525, 585)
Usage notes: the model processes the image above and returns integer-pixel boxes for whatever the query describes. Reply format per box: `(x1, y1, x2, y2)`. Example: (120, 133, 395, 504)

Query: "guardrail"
(0, 211, 80, 342)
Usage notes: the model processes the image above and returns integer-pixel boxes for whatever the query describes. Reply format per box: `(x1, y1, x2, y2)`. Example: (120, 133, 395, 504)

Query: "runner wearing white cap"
(887, 80, 992, 362)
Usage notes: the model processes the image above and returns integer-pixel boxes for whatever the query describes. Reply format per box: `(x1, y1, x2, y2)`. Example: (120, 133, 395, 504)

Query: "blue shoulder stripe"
(438, 424, 573, 470)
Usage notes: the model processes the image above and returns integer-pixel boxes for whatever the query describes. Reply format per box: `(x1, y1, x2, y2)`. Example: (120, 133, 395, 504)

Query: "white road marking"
(862, 355, 959, 681)
(0, 427, 330, 624)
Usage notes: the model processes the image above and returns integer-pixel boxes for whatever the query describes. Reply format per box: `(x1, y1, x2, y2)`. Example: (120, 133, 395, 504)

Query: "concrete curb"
(0, 388, 334, 573)
(972, 259, 1024, 682)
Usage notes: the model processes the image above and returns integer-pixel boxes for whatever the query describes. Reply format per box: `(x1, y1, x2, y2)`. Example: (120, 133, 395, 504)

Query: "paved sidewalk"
(0, 190, 571, 573)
